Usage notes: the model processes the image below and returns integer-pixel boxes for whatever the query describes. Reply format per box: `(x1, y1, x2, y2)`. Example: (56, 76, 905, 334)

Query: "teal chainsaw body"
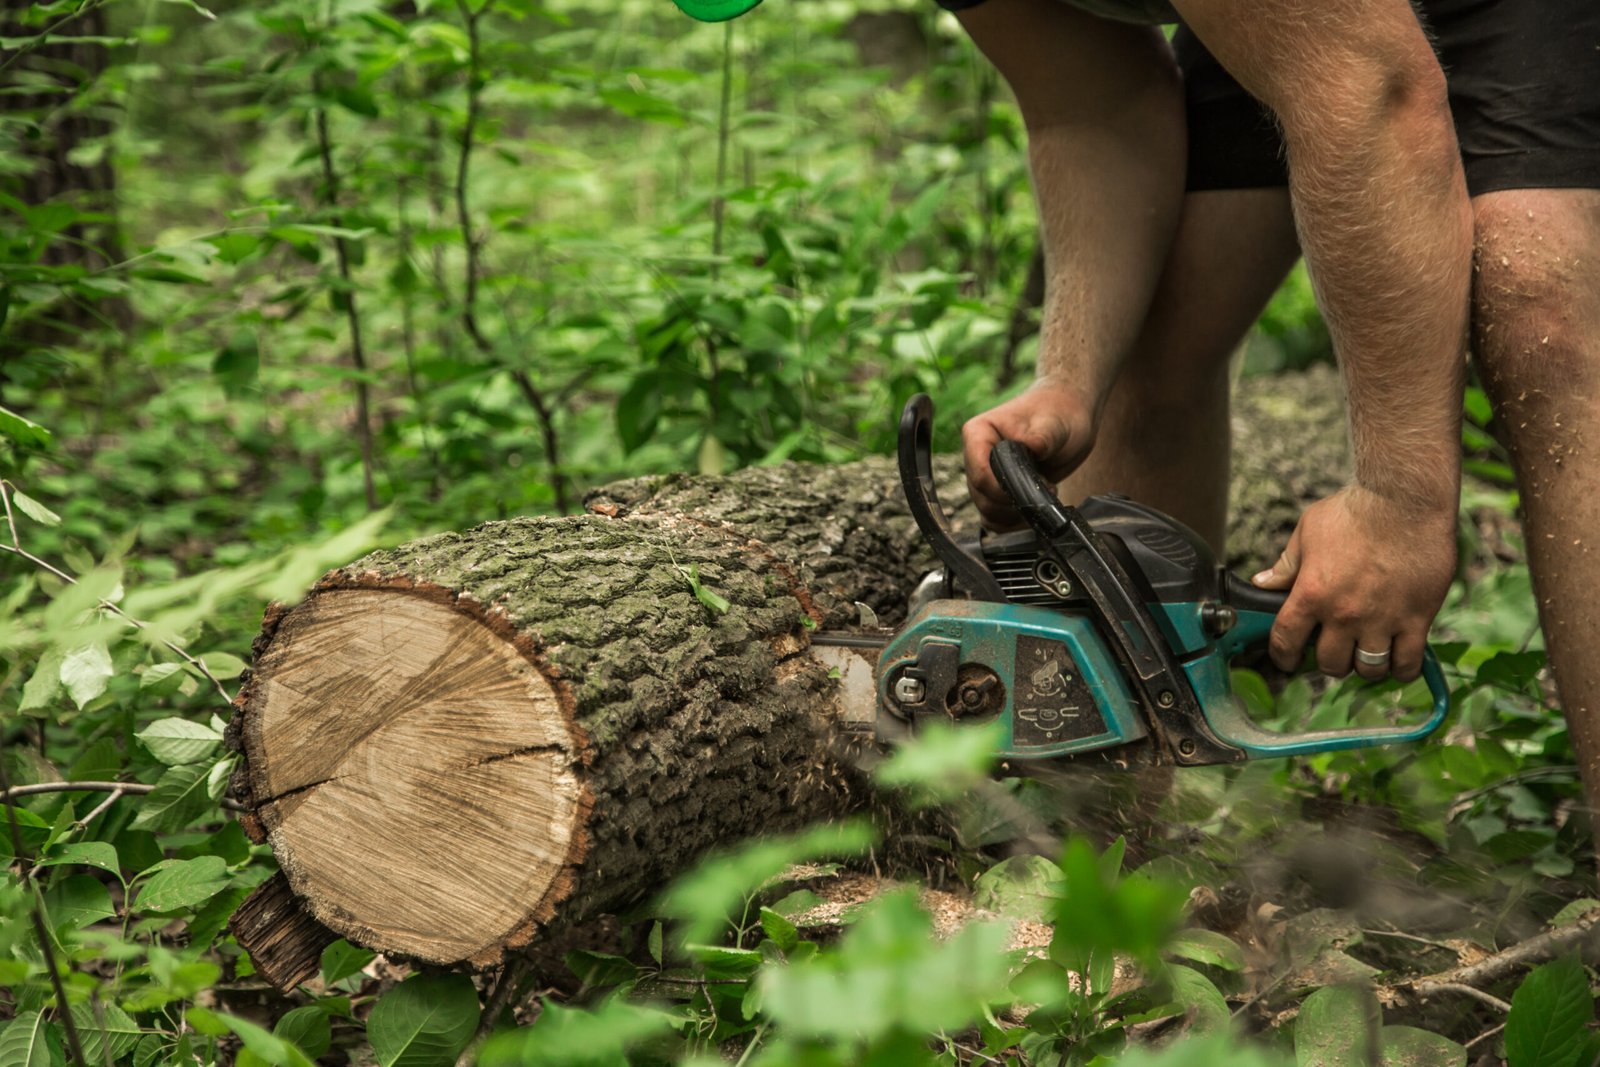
(842, 396, 1451, 766)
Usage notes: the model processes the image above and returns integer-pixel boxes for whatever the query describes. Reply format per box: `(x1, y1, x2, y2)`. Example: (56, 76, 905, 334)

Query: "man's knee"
(1472, 193, 1600, 409)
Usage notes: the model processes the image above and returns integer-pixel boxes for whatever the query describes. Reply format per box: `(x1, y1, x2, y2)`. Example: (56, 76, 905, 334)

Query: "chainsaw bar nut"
(893, 676, 926, 705)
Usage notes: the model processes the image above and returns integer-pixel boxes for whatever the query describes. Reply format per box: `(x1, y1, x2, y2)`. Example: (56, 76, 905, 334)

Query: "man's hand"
(1252, 486, 1456, 682)
(962, 378, 1096, 529)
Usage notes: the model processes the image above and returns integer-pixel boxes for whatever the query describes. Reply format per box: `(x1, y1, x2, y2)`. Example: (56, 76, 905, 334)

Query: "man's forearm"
(1283, 71, 1470, 512)
(1177, 0, 1472, 514)
(958, 0, 1187, 413)
(1029, 112, 1185, 407)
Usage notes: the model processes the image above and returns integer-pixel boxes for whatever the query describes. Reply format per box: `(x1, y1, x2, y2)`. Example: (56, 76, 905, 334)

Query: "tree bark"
(228, 371, 1349, 991)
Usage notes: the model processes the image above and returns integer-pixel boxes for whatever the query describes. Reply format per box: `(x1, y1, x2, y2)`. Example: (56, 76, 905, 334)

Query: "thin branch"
(733, 1023, 767, 1067)
(711, 20, 733, 275)
(0, 756, 90, 1067)
(457, 957, 532, 1067)
(2, 480, 19, 547)
(1450, 766, 1579, 811)
(1464, 1022, 1506, 1051)
(394, 169, 441, 492)
(0, 0, 116, 78)
(0, 781, 246, 813)
(451, 0, 570, 514)
(311, 92, 379, 513)
(73, 788, 124, 829)
(0, 483, 233, 706)
(1359, 927, 1464, 954)
(1404, 909, 1600, 1001)
(1417, 982, 1511, 1013)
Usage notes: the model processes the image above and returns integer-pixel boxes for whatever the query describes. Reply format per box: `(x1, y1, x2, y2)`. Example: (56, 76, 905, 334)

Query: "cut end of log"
(235, 583, 589, 969)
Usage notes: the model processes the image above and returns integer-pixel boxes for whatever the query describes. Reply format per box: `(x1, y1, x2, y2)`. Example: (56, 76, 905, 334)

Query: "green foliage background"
(0, 0, 1593, 1064)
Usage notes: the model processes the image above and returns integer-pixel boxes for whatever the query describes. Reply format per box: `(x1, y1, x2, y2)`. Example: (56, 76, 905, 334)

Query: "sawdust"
(787, 869, 1052, 952)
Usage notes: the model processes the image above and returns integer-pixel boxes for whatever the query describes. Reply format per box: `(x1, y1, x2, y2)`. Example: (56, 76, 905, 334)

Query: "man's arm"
(1174, 0, 1472, 680)
(955, 0, 1187, 525)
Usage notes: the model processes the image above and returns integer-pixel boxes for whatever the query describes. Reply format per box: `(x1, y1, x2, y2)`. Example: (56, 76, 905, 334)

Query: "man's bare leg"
(1473, 188, 1600, 829)
(1060, 188, 1300, 551)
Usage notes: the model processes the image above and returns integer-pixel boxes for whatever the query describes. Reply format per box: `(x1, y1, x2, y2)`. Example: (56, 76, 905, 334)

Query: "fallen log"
(228, 370, 1351, 991)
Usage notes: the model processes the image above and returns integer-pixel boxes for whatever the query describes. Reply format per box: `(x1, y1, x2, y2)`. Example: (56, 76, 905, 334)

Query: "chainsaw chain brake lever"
(989, 438, 1246, 764)
(898, 395, 1007, 603)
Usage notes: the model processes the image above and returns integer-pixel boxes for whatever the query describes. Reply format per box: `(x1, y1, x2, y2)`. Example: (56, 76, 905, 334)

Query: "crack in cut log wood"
(226, 376, 1357, 992)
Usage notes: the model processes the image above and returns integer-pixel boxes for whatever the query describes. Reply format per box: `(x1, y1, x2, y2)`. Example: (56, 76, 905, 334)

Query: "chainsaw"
(811, 395, 1450, 766)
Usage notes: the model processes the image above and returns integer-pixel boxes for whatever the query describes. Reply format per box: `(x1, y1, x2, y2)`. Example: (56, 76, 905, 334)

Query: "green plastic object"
(669, 0, 763, 22)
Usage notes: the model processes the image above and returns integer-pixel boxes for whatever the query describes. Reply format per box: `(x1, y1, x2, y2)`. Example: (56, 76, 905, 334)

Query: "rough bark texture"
(229, 369, 1348, 990)
(1228, 364, 1350, 575)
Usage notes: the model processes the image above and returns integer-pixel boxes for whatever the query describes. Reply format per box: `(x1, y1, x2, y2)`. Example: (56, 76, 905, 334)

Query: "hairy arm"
(956, 0, 1188, 525)
(1174, 0, 1472, 678)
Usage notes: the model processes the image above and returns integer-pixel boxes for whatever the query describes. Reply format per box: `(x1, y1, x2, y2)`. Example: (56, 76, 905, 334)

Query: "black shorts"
(1176, 0, 1600, 196)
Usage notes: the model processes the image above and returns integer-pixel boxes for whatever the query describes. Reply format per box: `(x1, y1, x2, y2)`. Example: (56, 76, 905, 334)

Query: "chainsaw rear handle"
(1213, 571, 1451, 755)
(988, 437, 1451, 758)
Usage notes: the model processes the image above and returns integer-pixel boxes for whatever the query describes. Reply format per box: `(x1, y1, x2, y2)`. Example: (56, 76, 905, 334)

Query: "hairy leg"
(1473, 188, 1600, 826)
(1061, 188, 1300, 551)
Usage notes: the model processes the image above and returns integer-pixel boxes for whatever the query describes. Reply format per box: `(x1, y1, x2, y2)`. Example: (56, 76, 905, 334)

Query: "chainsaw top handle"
(986, 435, 1451, 760)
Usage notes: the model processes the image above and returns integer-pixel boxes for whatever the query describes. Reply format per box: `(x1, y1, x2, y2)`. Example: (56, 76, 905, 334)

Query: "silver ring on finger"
(1354, 645, 1392, 668)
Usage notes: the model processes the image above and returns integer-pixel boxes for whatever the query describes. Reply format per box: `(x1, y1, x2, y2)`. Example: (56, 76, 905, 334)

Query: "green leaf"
(973, 854, 1063, 923)
(759, 906, 799, 952)
(0, 1012, 64, 1067)
(135, 855, 230, 913)
(875, 719, 1003, 803)
(130, 763, 214, 833)
(213, 331, 260, 398)
(0, 406, 54, 450)
(758, 890, 1013, 1042)
(37, 840, 119, 875)
(138, 662, 188, 693)
(188, 1009, 313, 1067)
(367, 974, 481, 1067)
(1166, 964, 1231, 1038)
(660, 821, 874, 945)
(1380, 1026, 1465, 1067)
(19, 648, 64, 711)
(11, 491, 60, 527)
(274, 1007, 331, 1060)
(1550, 899, 1600, 926)
(69, 1002, 142, 1064)
(1505, 956, 1594, 1067)
(616, 373, 661, 452)
(136, 717, 224, 765)
(321, 939, 376, 985)
(43, 874, 116, 932)
(1296, 984, 1381, 1067)
(478, 999, 676, 1067)
(1114, 1033, 1286, 1067)
(674, 562, 730, 616)
(565, 950, 639, 988)
(198, 650, 248, 680)
(60, 642, 114, 708)
(1167, 928, 1246, 972)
